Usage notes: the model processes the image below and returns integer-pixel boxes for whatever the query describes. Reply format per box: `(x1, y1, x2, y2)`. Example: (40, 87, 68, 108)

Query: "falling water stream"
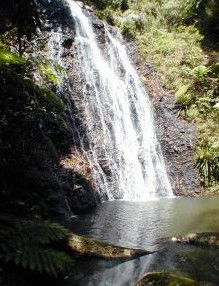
(66, 0, 172, 201)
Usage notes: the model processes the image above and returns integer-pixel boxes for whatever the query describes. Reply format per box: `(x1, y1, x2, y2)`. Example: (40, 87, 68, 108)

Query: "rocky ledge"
(68, 233, 152, 259)
(171, 232, 219, 247)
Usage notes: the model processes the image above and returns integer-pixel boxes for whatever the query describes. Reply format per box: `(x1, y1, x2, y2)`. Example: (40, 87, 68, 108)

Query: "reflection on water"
(66, 197, 219, 286)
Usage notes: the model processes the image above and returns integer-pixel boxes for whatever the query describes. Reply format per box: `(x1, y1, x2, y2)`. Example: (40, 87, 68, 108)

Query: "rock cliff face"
(0, 0, 201, 221)
(153, 96, 201, 196)
(28, 0, 101, 215)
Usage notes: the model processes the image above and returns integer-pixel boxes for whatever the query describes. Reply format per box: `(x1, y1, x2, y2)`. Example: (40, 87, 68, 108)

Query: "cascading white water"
(66, 0, 173, 200)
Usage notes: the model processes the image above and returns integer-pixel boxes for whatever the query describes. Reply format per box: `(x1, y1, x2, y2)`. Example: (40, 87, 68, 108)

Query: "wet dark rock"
(135, 272, 199, 286)
(92, 18, 105, 29)
(153, 96, 201, 196)
(62, 38, 74, 49)
(65, 176, 98, 214)
(40, 0, 76, 31)
(99, 158, 112, 176)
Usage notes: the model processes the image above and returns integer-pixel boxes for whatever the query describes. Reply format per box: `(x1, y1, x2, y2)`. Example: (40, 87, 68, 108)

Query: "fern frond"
(0, 216, 74, 277)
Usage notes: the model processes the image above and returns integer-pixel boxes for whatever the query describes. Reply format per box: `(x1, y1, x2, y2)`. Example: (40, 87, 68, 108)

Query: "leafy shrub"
(162, 0, 199, 25)
(121, 18, 137, 39)
(0, 216, 73, 277)
(98, 8, 116, 25)
(192, 65, 209, 78)
(0, 49, 25, 65)
(91, 0, 129, 11)
(39, 63, 61, 84)
(196, 138, 219, 187)
(176, 84, 194, 106)
(186, 105, 200, 120)
(120, 12, 145, 35)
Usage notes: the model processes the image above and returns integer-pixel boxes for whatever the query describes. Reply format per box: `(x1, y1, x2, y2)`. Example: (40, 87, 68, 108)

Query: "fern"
(0, 216, 73, 277)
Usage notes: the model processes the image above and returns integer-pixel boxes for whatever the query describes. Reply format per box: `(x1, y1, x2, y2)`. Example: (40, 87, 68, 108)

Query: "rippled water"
(65, 197, 219, 286)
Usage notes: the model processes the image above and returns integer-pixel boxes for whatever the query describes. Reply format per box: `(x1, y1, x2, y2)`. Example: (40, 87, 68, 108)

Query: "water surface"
(66, 197, 219, 285)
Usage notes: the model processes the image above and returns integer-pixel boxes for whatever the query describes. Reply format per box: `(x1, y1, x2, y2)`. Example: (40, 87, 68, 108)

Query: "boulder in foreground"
(68, 233, 152, 259)
(135, 272, 199, 286)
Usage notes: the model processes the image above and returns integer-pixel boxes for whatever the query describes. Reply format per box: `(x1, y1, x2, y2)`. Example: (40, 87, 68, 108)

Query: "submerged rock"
(171, 232, 219, 247)
(135, 272, 199, 286)
(68, 234, 152, 259)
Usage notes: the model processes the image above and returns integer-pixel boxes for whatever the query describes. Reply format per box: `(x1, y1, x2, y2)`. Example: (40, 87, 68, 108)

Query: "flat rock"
(68, 233, 152, 259)
(135, 272, 199, 286)
(171, 232, 219, 247)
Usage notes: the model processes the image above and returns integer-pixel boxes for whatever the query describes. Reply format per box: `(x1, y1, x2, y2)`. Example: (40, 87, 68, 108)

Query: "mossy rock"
(171, 232, 219, 247)
(0, 48, 25, 65)
(135, 272, 199, 286)
(39, 63, 61, 84)
(68, 233, 152, 259)
(40, 87, 65, 110)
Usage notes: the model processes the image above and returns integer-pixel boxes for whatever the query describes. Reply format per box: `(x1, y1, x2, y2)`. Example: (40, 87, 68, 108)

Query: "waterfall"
(65, 0, 173, 201)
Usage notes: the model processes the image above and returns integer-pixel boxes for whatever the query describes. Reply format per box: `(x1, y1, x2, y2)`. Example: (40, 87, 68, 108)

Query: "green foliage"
(162, 0, 199, 25)
(208, 63, 219, 77)
(196, 135, 219, 187)
(0, 216, 73, 277)
(186, 67, 219, 187)
(90, 0, 128, 10)
(120, 13, 145, 39)
(39, 63, 61, 84)
(121, 18, 137, 39)
(192, 65, 210, 78)
(138, 23, 204, 91)
(0, 30, 17, 49)
(0, 48, 25, 65)
(176, 85, 194, 106)
(97, 8, 116, 25)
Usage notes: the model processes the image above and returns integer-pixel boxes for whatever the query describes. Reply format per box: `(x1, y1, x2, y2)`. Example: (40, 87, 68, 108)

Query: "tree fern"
(0, 216, 74, 277)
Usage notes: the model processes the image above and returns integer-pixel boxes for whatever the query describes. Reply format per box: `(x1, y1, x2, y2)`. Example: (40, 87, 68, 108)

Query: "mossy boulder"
(135, 272, 199, 286)
(171, 232, 219, 247)
(68, 233, 152, 259)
